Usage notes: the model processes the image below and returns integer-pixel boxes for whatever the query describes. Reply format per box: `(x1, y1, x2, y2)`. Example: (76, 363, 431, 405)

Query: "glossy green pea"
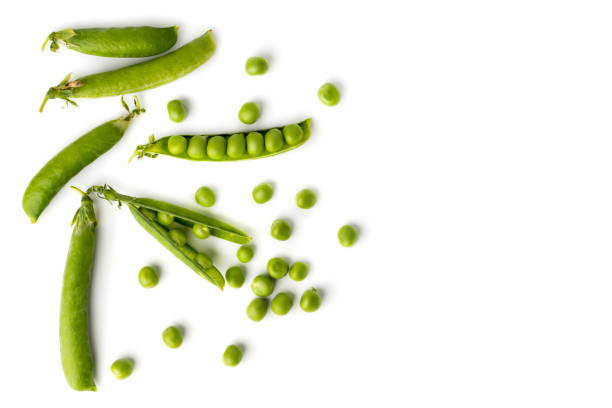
(181, 244, 197, 260)
(246, 132, 264, 156)
(141, 208, 157, 220)
(162, 326, 183, 348)
(195, 186, 216, 207)
(338, 225, 358, 247)
(289, 262, 309, 281)
(283, 124, 304, 146)
(156, 211, 174, 226)
(237, 245, 254, 263)
(238, 102, 260, 125)
(138, 266, 159, 288)
(251, 274, 275, 297)
(225, 266, 245, 288)
(168, 135, 187, 155)
(246, 297, 268, 322)
(193, 223, 211, 239)
(196, 252, 213, 268)
(318, 83, 340, 106)
(169, 228, 187, 246)
(267, 257, 288, 279)
(252, 182, 273, 204)
(110, 358, 134, 380)
(227, 133, 246, 158)
(187, 135, 207, 159)
(245, 56, 268, 75)
(223, 344, 243, 366)
(300, 288, 322, 312)
(270, 219, 292, 241)
(271, 292, 294, 315)
(296, 189, 317, 209)
(264, 128, 284, 153)
(167, 99, 187, 122)
(207, 136, 226, 160)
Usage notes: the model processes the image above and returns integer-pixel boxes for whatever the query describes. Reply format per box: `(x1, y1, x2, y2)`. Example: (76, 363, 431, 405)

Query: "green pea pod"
(42, 26, 178, 57)
(60, 189, 97, 391)
(131, 119, 311, 162)
(23, 97, 144, 223)
(40, 29, 216, 111)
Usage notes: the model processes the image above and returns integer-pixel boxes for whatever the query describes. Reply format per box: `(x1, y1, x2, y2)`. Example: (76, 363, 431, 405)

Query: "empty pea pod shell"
(42, 26, 178, 57)
(130, 118, 311, 162)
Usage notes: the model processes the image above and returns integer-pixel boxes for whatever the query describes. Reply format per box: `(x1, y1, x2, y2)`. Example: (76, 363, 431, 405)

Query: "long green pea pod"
(40, 29, 216, 111)
(42, 26, 178, 57)
(60, 190, 97, 391)
(23, 97, 144, 223)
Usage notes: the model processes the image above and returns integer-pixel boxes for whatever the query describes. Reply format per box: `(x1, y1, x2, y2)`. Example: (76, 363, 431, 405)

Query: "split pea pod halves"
(60, 189, 97, 391)
(42, 26, 178, 57)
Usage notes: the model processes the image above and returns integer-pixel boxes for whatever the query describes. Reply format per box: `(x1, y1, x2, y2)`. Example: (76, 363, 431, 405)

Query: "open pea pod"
(130, 119, 311, 162)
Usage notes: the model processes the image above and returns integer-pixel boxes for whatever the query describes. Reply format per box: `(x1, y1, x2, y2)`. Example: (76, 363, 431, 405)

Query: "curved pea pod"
(131, 118, 311, 162)
(40, 29, 216, 112)
(23, 97, 144, 223)
(60, 190, 97, 391)
(42, 26, 178, 57)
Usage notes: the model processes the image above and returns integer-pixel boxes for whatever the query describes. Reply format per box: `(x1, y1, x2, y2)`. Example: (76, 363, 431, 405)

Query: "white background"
(1, 0, 611, 406)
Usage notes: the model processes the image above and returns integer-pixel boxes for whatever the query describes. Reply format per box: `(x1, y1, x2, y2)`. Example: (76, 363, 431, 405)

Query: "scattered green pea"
(300, 288, 322, 312)
(138, 266, 159, 288)
(207, 135, 227, 160)
(318, 83, 340, 106)
(252, 182, 273, 204)
(225, 266, 245, 288)
(338, 225, 358, 247)
(162, 326, 183, 348)
(267, 257, 288, 279)
(264, 129, 283, 153)
(187, 135, 207, 159)
(167, 135, 187, 155)
(283, 124, 304, 146)
(227, 133, 246, 159)
(223, 344, 243, 366)
(238, 102, 261, 125)
(156, 212, 174, 226)
(246, 132, 264, 156)
(110, 358, 134, 380)
(296, 188, 317, 209)
(271, 292, 294, 316)
(289, 262, 309, 281)
(251, 274, 275, 297)
(246, 297, 268, 322)
(141, 208, 157, 220)
(270, 219, 292, 241)
(168, 228, 187, 246)
(167, 99, 187, 122)
(245, 56, 269, 75)
(195, 252, 213, 268)
(193, 224, 211, 239)
(237, 245, 254, 263)
(195, 186, 216, 207)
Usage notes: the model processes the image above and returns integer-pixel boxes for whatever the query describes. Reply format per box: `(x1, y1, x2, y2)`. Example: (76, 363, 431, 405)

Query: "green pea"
(246, 132, 264, 156)
(193, 224, 211, 239)
(267, 257, 288, 279)
(141, 208, 157, 220)
(162, 326, 183, 348)
(283, 124, 304, 146)
(299, 288, 322, 312)
(270, 219, 292, 241)
(195, 186, 216, 207)
(187, 135, 207, 159)
(289, 262, 308, 281)
(227, 133, 246, 159)
(181, 245, 197, 260)
(264, 129, 284, 152)
(138, 266, 159, 288)
(252, 182, 273, 204)
(167, 99, 187, 122)
(238, 102, 261, 125)
(225, 266, 245, 288)
(251, 274, 275, 297)
(168, 228, 187, 246)
(237, 245, 254, 263)
(167, 135, 187, 155)
(196, 252, 213, 268)
(246, 297, 268, 322)
(110, 358, 134, 380)
(318, 83, 340, 106)
(338, 225, 358, 247)
(245, 56, 269, 75)
(223, 344, 243, 366)
(156, 211, 174, 226)
(271, 292, 294, 315)
(295, 188, 317, 209)
(207, 135, 227, 160)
